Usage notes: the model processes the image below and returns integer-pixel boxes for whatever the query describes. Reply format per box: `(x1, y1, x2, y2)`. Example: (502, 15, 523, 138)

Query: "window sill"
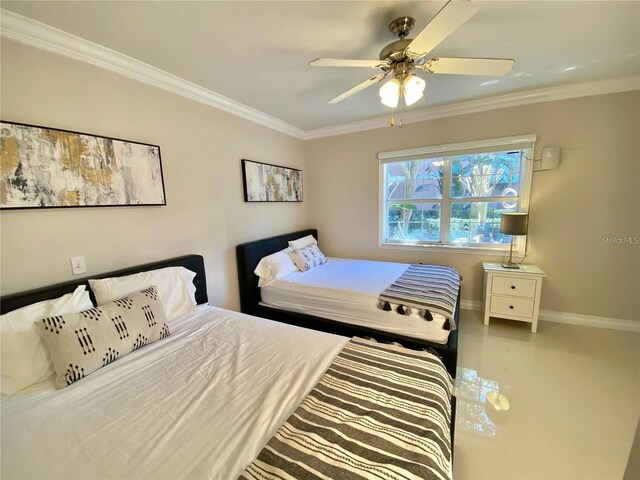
(378, 242, 525, 257)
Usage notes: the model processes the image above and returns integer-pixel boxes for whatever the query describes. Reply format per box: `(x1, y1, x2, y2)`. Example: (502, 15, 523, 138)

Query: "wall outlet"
(70, 256, 86, 275)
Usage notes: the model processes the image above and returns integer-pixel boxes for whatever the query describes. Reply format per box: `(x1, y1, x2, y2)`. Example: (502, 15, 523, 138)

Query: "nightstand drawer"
(490, 296, 535, 318)
(491, 276, 537, 298)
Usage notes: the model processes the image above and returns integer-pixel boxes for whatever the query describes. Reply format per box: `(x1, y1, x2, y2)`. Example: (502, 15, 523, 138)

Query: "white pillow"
(89, 267, 196, 321)
(289, 244, 327, 272)
(254, 248, 298, 287)
(37, 286, 170, 389)
(288, 235, 318, 250)
(0, 286, 94, 396)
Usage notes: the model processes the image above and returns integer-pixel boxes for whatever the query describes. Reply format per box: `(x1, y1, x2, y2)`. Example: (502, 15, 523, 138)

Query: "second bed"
(237, 229, 460, 377)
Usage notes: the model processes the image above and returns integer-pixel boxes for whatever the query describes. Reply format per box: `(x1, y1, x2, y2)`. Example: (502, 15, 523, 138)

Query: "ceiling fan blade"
(406, 0, 479, 59)
(328, 73, 387, 104)
(424, 57, 515, 76)
(310, 58, 388, 68)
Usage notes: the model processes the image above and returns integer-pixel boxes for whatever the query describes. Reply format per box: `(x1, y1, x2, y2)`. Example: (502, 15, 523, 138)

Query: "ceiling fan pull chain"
(390, 108, 395, 127)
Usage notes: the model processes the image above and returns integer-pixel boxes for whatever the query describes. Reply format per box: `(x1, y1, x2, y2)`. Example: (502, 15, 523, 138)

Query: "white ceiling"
(2, 1, 639, 133)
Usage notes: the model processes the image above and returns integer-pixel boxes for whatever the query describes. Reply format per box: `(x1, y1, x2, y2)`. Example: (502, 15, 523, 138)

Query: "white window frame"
(378, 134, 536, 256)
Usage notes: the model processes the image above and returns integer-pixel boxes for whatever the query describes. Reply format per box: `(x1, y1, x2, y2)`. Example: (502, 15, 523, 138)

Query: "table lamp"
(500, 213, 528, 269)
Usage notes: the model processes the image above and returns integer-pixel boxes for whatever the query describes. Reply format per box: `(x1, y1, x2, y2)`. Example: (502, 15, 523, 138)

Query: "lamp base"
(501, 262, 520, 269)
(502, 237, 520, 269)
(486, 391, 511, 411)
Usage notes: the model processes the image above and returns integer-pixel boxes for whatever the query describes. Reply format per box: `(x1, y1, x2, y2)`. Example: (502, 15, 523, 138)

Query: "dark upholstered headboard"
(0, 255, 208, 315)
(236, 229, 317, 316)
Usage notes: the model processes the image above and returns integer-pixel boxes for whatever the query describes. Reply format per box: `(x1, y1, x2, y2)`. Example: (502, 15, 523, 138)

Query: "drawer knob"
(511, 285, 516, 289)
(509, 305, 514, 309)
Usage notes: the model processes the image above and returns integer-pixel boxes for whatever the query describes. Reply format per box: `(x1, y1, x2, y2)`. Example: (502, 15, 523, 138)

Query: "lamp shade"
(379, 79, 400, 108)
(500, 213, 529, 235)
(403, 74, 425, 106)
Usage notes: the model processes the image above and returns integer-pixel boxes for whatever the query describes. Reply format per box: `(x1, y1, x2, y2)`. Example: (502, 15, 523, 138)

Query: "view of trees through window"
(383, 150, 522, 246)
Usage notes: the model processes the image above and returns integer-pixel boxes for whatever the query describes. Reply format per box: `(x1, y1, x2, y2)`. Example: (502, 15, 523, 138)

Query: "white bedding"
(260, 257, 452, 344)
(1, 305, 348, 480)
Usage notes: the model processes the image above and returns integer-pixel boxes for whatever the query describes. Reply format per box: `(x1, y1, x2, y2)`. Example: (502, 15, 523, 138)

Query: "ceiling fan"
(310, 0, 514, 108)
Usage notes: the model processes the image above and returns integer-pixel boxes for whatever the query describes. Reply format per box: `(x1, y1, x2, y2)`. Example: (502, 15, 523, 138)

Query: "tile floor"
(452, 310, 640, 480)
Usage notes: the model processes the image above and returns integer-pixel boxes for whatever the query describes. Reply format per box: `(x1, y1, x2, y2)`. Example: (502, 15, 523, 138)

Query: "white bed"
(261, 257, 452, 344)
(1, 305, 348, 479)
(2, 254, 454, 480)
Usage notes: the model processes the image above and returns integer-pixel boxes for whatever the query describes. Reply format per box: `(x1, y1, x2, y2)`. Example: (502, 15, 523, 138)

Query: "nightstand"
(482, 262, 546, 333)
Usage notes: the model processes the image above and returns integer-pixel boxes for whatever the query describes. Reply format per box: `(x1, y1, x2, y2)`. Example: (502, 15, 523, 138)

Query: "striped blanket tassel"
(421, 309, 434, 321)
(378, 300, 392, 311)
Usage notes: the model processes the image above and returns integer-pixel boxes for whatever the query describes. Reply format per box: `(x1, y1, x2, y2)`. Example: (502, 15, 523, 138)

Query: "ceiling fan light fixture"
(379, 78, 401, 108)
(403, 74, 426, 106)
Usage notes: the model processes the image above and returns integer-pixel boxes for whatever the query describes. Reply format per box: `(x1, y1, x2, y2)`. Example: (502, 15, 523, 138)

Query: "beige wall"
(0, 40, 309, 309)
(306, 92, 640, 321)
(624, 418, 640, 480)
(2, 39, 638, 321)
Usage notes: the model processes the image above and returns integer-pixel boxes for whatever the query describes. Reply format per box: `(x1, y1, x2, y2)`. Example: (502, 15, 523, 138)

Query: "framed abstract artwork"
(241, 159, 303, 202)
(0, 121, 166, 209)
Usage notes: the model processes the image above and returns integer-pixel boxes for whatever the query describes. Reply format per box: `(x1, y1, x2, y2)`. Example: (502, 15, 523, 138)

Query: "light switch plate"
(70, 256, 86, 275)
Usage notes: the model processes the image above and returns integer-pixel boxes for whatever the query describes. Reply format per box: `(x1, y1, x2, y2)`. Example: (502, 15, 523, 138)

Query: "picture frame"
(241, 159, 303, 202)
(0, 121, 166, 209)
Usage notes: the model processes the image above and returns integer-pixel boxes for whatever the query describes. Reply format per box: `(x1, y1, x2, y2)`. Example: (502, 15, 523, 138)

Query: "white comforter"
(0, 306, 347, 479)
(261, 258, 451, 344)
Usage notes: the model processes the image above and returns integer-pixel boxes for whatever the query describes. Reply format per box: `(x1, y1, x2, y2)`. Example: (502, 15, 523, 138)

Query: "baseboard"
(460, 300, 482, 312)
(537, 310, 640, 333)
(460, 300, 640, 333)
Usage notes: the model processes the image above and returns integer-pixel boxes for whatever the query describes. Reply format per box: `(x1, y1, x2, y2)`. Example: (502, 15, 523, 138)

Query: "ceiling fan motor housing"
(379, 39, 413, 64)
(379, 16, 418, 72)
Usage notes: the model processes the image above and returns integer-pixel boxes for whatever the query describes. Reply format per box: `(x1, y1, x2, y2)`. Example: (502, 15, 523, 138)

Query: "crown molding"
(0, 9, 307, 139)
(302, 75, 640, 139)
(2, 9, 638, 142)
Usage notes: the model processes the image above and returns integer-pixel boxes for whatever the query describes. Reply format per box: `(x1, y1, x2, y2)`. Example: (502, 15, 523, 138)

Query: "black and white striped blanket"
(378, 264, 461, 331)
(240, 338, 453, 480)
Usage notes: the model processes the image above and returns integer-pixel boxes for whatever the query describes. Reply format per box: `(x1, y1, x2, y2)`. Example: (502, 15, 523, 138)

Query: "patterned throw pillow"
(289, 244, 327, 272)
(37, 286, 170, 388)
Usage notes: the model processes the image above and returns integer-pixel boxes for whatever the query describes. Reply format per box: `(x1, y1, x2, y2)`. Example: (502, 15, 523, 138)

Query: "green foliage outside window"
(384, 151, 522, 245)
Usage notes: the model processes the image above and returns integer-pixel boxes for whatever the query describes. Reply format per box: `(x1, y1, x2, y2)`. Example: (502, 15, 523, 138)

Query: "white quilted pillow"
(0, 286, 93, 396)
(288, 235, 318, 250)
(89, 267, 196, 321)
(254, 248, 298, 287)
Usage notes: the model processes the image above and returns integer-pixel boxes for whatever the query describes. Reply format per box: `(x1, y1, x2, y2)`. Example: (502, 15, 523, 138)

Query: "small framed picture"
(241, 159, 302, 202)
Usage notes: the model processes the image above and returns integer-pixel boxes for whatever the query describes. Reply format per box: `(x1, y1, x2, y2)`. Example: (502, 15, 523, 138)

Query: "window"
(379, 135, 535, 253)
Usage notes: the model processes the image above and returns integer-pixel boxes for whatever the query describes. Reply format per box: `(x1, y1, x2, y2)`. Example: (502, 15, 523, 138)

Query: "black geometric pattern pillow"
(36, 286, 170, 388)
(289, 244, 327, 272)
